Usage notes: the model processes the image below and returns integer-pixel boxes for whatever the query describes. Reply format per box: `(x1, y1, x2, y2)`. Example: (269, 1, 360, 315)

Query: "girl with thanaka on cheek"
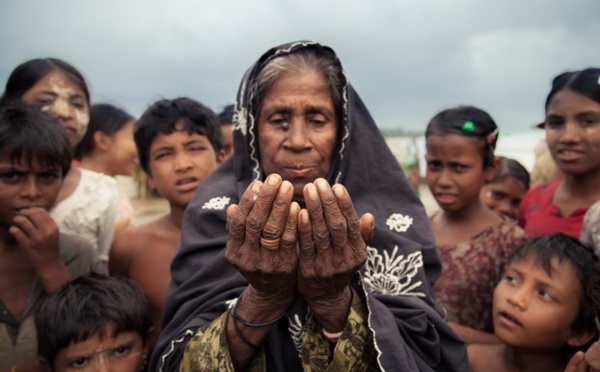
(426, 106, 527, 344)
(152, 42, 469, 371)
(519, 67, 600, 238)
(1, 58, 119, 262)
(469, 234, 599, 372)
(480, 156, 530, 222)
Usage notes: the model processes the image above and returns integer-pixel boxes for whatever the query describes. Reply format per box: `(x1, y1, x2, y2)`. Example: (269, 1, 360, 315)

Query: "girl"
(480, 156, 530, 221)
(426, 105, 527, 343)
(2, 58, 119, 262)
(76, 103, 138, 234)
(519, 68, 600, 239)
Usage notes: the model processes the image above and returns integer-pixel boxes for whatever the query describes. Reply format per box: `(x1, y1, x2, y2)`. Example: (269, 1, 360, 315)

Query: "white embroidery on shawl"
(363, 246, 425, 297)
(201, 196, 231, 210)
(233, 105, 248, 136)
(386, 213, 414, 233)
(357, 272, 384, 371)
(159, 329, 195, 372)
(226, 297, 237, 309)
(288, 312, 308, 357)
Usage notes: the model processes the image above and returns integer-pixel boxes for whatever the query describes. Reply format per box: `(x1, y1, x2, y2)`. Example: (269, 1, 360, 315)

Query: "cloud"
(1, 0, 599, 132)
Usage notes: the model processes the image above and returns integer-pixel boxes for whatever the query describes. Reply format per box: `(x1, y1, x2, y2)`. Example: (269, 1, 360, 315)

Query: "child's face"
(493, 253, 583, 350)
(147, 125, 223, 207)
(0, 156, 62, 228)
(480, 176, 527, 221)
(426, 133, 494, 213)
(104, 120, 138, 177)
(21, 71, 90, 148)
(53, 329, 145, 372)
(545, 89, 600, 176)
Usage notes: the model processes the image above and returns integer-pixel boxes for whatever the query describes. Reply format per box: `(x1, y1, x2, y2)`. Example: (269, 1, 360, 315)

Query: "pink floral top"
(433, 221, 527, 332)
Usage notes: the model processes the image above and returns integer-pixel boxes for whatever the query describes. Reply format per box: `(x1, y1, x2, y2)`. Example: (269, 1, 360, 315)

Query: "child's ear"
(93, 131, 112, 152)
(217, 149, 226, 165)
(147, 174, 156, 190)
(484, 156, 500, 182)
(38, 356, 53, 372)
(567, 327, 598, 348)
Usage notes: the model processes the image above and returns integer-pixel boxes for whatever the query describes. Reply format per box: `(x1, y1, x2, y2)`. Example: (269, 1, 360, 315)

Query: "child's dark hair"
(218, 104, 235, 126)
(35, 273, 151, 368)
(75, 103, 134, 160)
(1, 58, 90, 105)
(488, 156, 530, 190)
(134, 97, 223, 174)
(0, 102, 72, 177)
(425, 105, 499, 168)
(544, 68, 600, 110)
(508, 233, 599, 338)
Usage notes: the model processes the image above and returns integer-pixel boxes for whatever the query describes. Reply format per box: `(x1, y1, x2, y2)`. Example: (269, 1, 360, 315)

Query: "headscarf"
(151, 41, 468, 372)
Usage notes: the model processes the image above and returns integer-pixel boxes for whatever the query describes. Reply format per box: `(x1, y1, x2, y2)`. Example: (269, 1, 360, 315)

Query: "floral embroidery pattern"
(233, 105, 248, 136)
(363, 246, 425, 297)
(288, 313, 307, 357)
(202, 196, 231, 210)
(386, 213, 413, 233)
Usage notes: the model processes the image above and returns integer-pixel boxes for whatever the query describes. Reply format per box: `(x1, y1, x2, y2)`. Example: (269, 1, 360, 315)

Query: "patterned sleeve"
(180, 311, 266, 372)
(301, 287, 376, 371)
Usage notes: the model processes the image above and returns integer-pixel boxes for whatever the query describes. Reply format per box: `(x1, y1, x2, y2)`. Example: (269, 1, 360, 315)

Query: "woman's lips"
(556, 149, 584, 162)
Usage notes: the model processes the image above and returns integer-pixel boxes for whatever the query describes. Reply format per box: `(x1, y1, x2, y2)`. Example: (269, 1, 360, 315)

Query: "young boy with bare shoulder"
(109, 97, 224, 352)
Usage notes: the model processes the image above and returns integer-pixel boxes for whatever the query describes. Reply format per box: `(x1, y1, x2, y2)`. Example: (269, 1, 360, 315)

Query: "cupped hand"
(225, 174, 300, 311)
(297, 178, 374, 331)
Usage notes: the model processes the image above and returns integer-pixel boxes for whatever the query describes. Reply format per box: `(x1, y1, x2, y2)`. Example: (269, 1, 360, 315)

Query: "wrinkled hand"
(9, 208, 63, 275)
(225, 174, 300, 311)
(297, 178, 374, 330)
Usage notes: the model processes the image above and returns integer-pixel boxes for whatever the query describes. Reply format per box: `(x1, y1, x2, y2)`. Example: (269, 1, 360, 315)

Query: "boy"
(35, 273, 152, 371)
(109, 97, 224, 351)
(0, 103, 102, 371)
(469, 233, 599, 372)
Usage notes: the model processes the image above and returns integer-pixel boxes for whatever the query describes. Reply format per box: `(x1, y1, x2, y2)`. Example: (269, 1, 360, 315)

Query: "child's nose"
(507, 289, 527, 310)
(21, 177, 41, 199)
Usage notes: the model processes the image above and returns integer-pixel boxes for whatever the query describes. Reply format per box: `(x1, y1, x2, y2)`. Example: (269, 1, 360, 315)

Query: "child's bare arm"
(8, 207, 70, 291)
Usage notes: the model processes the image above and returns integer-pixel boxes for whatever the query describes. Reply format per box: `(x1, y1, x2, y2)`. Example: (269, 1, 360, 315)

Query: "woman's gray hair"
(253, 47, 344, 121)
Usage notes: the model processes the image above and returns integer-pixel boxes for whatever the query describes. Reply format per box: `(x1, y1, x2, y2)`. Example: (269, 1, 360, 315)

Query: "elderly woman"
(151, 42, 467, 371)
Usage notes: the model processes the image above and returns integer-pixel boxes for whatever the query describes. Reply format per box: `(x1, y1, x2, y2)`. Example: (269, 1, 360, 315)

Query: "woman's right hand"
(225, 174, 300, 314)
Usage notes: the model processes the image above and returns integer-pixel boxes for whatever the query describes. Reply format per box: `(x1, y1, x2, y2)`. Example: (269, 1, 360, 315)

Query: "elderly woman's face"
(258, 68, 338, 203)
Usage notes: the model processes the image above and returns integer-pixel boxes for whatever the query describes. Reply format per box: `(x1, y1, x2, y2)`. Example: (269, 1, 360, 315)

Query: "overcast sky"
(1, 0, 599, 132)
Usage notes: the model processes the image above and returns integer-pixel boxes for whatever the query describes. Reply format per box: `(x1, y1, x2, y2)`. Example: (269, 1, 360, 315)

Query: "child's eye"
(453, 164, 468, 172)
(426, 161, 441, 171)
(189, 146, 207, 152)
(0, 171, 23, 182)
(153, 152, 170, 160)
(490, 191, 506, 201)
(111, 345, 132, 358)
(504, 274, 518, 285)
(581, 116, 600, 127)
(545, 117, 564, 129)
(539, 290, 555, 302)
(70, 357, 91, 368)
(39, 171, 60, 181)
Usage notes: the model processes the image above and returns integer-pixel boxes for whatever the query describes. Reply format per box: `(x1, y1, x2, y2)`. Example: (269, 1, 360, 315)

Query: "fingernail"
(252, 180, 262, 193)
(281, 181, 292, 194)
(316, 178, 328, 192)
(306, 183, 317, 199)
(333, 185, 345, 197)
(267, 174, 280, 186)
(300, 209, 309, 223)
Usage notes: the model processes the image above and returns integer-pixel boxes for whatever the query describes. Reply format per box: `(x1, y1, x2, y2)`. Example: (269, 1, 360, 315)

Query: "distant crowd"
(1, 41, 600, 372)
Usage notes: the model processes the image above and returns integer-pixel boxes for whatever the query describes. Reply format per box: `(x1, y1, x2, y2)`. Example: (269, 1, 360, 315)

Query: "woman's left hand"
(297, 178, 374, 332)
